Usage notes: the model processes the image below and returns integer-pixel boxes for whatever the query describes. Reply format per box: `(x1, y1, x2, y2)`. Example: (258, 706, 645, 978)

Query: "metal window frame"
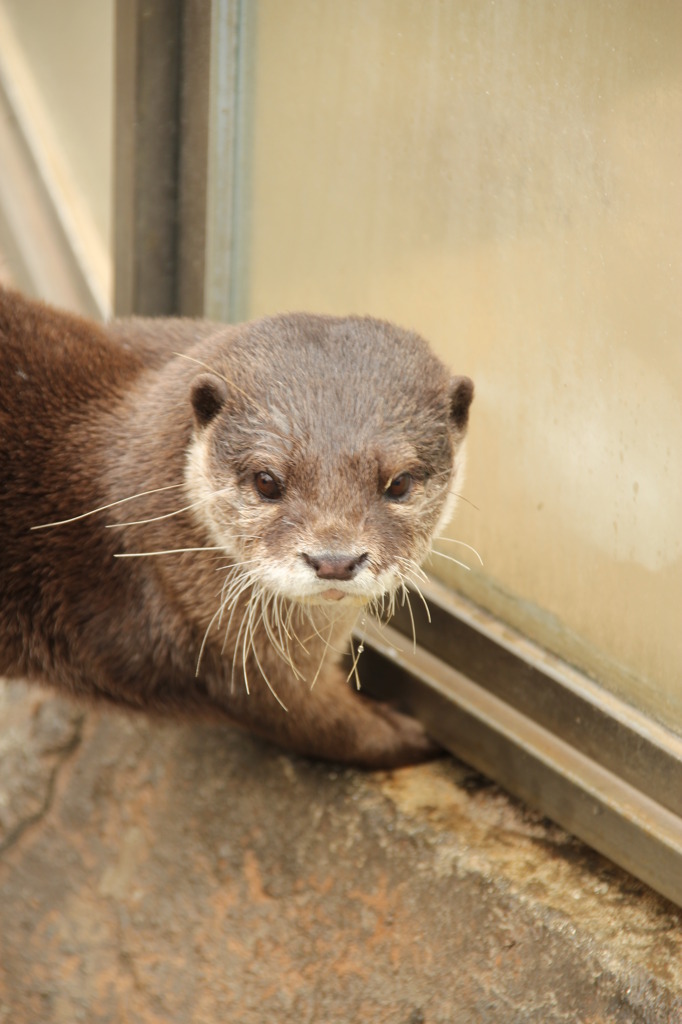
(113, 0, 248, 321)
(115, 0, 191, 316)
(356, 578, 682, 908)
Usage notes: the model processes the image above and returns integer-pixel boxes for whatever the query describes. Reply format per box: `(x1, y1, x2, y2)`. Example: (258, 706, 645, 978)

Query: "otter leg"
(217, 662, 441, 769)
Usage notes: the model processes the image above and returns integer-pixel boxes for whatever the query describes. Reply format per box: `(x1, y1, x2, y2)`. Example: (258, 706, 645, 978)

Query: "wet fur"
(0, 288, 473, 768)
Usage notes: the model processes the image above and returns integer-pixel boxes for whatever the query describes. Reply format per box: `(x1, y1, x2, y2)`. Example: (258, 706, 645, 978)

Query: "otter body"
(0, 289, 473, 767)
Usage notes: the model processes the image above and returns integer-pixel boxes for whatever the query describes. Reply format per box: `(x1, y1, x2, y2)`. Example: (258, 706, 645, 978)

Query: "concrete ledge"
(1, 680, 680, 1023)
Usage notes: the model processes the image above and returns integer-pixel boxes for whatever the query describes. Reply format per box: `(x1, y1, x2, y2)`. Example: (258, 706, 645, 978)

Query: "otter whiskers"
(198, 562, 300, 710)
(30, 482, 186, 531)
(432, 536, 483, 565)
(105, 494, 225, 529)
(205, 567, 365, 706)
(115, 546, 225, 558)
(243, 602, 289, 711)
(428, 549, 472, 572)
(309, 619, 335, 691)
(346, 634, 365, 690)
(195, 561, 259, 674)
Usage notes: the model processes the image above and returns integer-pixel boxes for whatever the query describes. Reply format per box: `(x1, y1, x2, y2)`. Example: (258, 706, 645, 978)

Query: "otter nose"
(301, 552, 369, 581)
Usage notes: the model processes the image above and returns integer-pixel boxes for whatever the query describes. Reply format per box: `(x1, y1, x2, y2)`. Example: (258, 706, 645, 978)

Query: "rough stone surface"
(0, 679, 680, 1024)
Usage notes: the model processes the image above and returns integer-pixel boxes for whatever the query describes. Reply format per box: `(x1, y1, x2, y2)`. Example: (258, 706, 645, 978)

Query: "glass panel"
(0, 0, 114, 305)
(231, 0, 682, 733)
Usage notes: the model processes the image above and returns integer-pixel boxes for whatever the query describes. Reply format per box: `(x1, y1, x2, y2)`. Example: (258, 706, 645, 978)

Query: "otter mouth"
(292, 587, 376, 608)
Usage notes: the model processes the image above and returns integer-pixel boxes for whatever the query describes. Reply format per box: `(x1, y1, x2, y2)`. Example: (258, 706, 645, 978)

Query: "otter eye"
(254, 471, 283, 501)
(385, 472, 412, 499)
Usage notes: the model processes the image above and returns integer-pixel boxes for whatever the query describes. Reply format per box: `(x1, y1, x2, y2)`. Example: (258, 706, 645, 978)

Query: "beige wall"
(0, 0, 114, 305)
(236, 1, 682, 732)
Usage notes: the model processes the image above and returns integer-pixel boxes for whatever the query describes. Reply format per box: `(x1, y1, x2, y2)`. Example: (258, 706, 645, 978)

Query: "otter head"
(185, 314, 473, 611)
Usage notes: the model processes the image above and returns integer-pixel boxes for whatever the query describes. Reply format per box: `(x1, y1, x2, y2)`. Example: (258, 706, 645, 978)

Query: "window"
(1, 0, 680, 907)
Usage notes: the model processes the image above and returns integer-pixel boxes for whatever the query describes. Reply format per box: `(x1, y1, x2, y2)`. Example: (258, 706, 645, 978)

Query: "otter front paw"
(364, 699, 443, 768)
(327, 692, 442, 770)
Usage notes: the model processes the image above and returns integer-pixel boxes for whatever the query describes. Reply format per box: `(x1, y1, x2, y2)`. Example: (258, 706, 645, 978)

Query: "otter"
(0, 288, 473, 768)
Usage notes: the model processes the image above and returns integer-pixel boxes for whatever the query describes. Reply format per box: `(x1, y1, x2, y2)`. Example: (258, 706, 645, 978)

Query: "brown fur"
(0, 288, 473, 767)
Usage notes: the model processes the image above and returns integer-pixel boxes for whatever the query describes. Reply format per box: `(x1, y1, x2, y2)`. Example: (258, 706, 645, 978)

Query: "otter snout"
(301, 551, 369, 581)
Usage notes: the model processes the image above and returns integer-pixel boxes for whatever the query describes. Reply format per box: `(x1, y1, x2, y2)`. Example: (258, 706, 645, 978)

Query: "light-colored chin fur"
(185, 434, 241, 558)
(433, 439, 468, 539)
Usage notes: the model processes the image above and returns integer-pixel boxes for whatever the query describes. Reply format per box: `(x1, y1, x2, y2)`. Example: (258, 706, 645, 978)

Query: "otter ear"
(191, 373, 229, 427)
(449, 376, 474, 432)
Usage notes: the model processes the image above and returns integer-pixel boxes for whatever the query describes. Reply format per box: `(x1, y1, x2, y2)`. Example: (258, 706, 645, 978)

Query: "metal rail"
(358, 579, 682, 909)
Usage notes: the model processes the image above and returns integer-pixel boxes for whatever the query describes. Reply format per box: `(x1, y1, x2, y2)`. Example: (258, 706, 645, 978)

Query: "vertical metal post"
(113, 0, 245, 319)
(203, 0, 250, 323)
(114, 0, 184, 316)
(176, 0, 212, 316)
